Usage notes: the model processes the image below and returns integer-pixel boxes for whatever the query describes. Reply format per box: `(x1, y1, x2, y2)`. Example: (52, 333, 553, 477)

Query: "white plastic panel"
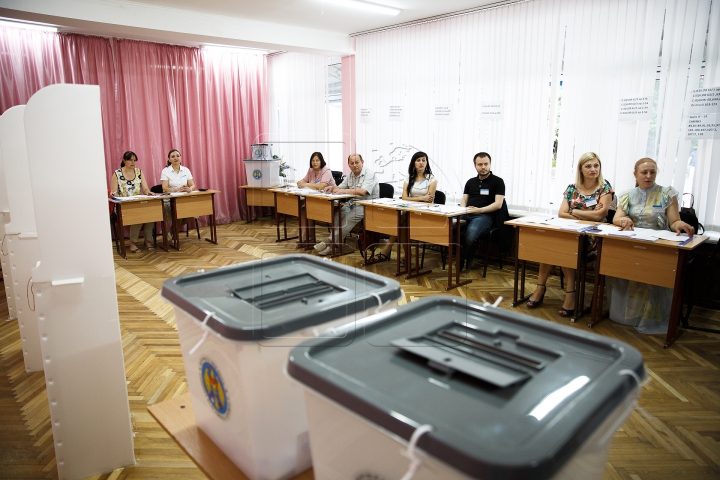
(24, 84, 134, 480)
(0, 145, 16, 320)
(6, 235, 42, 372)
(0, 106, 43, 371)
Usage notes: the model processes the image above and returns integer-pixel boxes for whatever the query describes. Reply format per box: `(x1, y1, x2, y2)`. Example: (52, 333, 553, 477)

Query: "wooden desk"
(590, 234, 708, 348)
(407, 207, 471, 291)
(505, 219, 590, 321)
(148, 394, 313, 480)
(304, 192, 356, 257)
(169, 190, 219, 250)
(356, 200, 409, 276)
(109, 196, 168, 259)
(270, 188, 305, 246)
(239, 185, 278, 223)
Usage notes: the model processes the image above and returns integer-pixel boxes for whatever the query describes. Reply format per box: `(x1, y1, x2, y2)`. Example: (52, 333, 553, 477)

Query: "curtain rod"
(350, 0, 530, 37)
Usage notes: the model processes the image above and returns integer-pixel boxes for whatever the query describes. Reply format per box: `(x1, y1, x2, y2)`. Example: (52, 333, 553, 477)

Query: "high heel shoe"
(526, 284, 546, 308)
(559, 290, 576, 317)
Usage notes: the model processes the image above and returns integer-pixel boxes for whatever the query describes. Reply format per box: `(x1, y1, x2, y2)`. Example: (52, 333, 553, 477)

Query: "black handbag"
(680, 193, 704, 234)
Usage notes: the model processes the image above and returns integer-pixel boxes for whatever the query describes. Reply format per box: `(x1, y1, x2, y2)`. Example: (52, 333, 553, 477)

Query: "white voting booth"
(0, 106, 43, 372)
(24, 84, 134, 479)
(0, 146, 17, 321)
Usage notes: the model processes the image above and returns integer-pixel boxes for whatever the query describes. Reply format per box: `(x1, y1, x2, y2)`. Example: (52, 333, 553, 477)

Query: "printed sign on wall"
(480, 101, 503, 120)
(689, 87, 720, 114)
(360, 108, 373, 123)
(619, 96, 652, 121)
(686, 113, 720, 139)
(434, 104, 453, 121)
(389, 105, 404, 121)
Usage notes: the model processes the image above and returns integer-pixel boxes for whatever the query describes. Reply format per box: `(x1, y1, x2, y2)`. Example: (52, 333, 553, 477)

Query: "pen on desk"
(677, 237, 693, 247)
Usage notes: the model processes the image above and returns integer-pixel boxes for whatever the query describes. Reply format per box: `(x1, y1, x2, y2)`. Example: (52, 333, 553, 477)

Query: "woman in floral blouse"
(110, 151, 154, 253)
(526, 152, 613, 317)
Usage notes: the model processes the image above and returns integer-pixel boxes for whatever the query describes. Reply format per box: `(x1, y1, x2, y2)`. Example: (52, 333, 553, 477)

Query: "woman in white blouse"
(375, 151, 437, 261)
(161, 149, 196, 234)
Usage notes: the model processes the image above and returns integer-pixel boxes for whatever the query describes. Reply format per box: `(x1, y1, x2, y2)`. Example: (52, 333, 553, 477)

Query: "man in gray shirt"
(314, 153, 379, 255)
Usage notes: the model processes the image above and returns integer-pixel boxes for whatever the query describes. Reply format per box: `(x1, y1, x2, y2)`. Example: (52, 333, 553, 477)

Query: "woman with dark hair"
(110, 151, 154, 253)
(161, 149, 196, 238)
(375, 151, 437, 261)
(297, 152, 335, 190)
(161, 149, 195, 193)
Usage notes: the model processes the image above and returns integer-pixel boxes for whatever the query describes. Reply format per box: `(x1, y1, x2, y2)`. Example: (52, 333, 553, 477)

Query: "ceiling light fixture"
(0, 18, 58, 32)
(326, 0, 401, 16)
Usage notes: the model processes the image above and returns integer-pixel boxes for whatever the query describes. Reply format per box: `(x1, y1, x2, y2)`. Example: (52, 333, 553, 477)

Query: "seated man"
(459, 152, 505, 270)
(313, 153, 379, 256)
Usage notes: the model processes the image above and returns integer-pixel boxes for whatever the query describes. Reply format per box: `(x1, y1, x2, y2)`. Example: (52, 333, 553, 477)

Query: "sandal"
(375, 252, 391, 262)
(526, 284, 546, 308)
(145, 242, 155, 252)
(128, 243, 140, 253)
(559, 291, 576, 317)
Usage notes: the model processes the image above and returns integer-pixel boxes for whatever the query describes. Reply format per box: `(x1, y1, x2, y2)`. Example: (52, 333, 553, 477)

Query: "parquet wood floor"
(1, 217, 719, 479)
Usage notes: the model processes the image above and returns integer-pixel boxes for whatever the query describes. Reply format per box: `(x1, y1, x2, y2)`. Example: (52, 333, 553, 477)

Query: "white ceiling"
(0, 0, 502, 54)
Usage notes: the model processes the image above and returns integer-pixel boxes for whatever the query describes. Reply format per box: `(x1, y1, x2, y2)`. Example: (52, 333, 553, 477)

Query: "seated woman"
(110, 151, 155, 253)
(161, 149, 196, 236)
(375, 151, 437, 261)
(297, 152, 336, 190)
(526, 152, 613, 316)
(609, 157, 694, 334)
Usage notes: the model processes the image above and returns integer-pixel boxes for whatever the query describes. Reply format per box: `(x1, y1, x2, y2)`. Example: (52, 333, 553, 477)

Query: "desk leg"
(116, 203, 127, 259)
(394, 211, 406, 277)
(172, 199, 181, 250)
(512, 227, 520, 306)
(664, 249, 687, 348)
(572, 234, 585, 323)
(589, 238, 608, 328)
(204, 194, 218, 245)
(246, 196, 251, 224)
(275, 196, 281, 241)
(446, 217, 471, 291)
(296, 199, 306, 249)
(330, 201, 338, 257)
(308, 220, 316, 245)
(159, 219, 169, 252)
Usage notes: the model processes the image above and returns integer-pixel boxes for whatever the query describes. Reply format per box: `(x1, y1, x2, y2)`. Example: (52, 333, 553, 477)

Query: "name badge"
(584, 198, 597, 207)
(652, 204, 664, 213)
(480, 188, 490, 195)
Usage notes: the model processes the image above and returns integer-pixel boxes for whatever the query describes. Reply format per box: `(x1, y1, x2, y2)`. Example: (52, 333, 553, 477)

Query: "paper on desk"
(434, 205, 470, 214)
(592, 224, 621, 232)
(112, 194, 153, 201)
(519, 216, 555, 224)
(646, 229, 688, 242)
(369, 197, 401, 205)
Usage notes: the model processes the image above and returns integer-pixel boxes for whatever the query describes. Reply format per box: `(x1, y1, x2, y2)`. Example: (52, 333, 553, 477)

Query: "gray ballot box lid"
(287, 295, 646, 480)
(160, 254, 402, 341)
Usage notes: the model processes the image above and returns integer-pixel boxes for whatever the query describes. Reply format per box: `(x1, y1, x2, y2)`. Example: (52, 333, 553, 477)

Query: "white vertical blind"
(268, 52, 344, 179)
(694, 1, 720, 230)
(354, 0, 718, 219)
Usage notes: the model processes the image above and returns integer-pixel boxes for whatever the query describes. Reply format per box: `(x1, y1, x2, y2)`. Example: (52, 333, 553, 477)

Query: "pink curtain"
(0, 26, 267, 223)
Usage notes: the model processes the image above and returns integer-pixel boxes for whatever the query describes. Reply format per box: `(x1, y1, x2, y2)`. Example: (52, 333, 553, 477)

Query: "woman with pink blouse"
(297, 152, 336, 190)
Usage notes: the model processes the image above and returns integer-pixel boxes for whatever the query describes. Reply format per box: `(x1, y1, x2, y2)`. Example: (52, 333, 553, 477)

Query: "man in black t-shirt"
(459, 152, 506, 270)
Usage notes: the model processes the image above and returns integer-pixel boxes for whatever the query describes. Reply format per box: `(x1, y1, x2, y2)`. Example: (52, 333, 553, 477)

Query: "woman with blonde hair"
(609, 157, 694, 333)
(526, 152, 613, 316)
